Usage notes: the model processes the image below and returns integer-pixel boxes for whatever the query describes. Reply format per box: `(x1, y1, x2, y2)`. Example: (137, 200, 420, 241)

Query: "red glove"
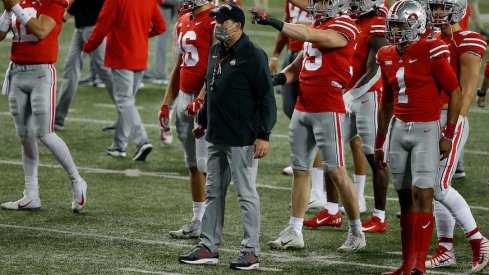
(159, 105, 170, 130)
(186, 97, 204, 117)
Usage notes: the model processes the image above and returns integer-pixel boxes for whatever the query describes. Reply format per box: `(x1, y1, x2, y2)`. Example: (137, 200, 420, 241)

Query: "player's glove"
(159, 104, 170, 130)
(186, 97, 204, 117)
(271, 73, 287, 86)
(248, 8, 284, 31)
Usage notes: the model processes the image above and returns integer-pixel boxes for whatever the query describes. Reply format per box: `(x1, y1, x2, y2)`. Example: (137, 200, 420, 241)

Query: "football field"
(0, 1, 489, 274)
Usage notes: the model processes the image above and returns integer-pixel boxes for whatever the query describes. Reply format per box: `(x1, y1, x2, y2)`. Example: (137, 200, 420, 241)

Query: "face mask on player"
(214, 23, 238, 42)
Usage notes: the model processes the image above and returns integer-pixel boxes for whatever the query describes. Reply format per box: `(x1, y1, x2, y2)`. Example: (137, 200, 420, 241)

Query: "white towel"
(2, 62, 12, 96)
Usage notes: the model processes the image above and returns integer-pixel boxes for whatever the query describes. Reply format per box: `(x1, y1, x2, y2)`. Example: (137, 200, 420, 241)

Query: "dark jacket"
(197, 33, 277, 146)
(67, 0, 105, 28)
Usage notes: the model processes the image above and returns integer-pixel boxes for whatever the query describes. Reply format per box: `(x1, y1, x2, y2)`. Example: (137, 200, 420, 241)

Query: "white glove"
(343, 92, 354, 113)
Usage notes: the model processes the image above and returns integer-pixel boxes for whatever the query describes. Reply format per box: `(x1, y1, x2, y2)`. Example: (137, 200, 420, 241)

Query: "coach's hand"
(159, 104, 170, 130)
(186, 97, 204, 117)
(192, 124, 205, 139)
(248, 8, 284, 31)
(253, 138, 269, 159)
(439, 138, 452, 160)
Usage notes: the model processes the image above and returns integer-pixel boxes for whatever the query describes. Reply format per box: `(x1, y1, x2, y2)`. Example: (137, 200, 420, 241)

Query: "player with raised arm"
(376, 1, 462, 274)
(250, 0, 366, 253)
(0, 0, 87, 212)
(158, 0, 216, 239)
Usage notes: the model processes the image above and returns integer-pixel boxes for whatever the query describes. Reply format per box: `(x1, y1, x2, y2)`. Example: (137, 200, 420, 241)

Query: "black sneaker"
(102, 125, 116, 132)
(230, 251, 260, 270)
(132, 143, 152, 161)
(178, 245, 219, 265)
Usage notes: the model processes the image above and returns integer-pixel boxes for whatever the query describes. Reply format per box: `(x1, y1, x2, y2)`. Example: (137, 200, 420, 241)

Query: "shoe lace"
(280, 226, 296, 239)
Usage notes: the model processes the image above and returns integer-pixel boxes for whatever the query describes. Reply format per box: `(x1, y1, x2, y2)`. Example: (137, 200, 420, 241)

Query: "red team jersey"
(176, 9, 215, 94)
(285, 1, 310, 52)
(377, 39, 459, 122)
(10, 0, 68, 64)
(296, 16, 359, 113)
(346, 14, 386, 92)
(440, 30, 487, 105)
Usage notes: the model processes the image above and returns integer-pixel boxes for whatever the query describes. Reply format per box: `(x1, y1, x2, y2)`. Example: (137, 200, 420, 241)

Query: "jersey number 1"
(396, 67, 408, 103)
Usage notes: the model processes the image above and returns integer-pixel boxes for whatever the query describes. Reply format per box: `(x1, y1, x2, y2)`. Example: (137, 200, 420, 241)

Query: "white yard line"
(0, 224, 462, 274)
(1, 159, 488, 212)
(120, 268, 184, 275)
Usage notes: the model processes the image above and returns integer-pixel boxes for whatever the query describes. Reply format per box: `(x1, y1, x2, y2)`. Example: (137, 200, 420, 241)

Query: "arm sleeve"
(149, 2, 166, 37)
(251, 48, 277, 141)
(369, 17, 386, 38)
(82, 0, 117, 53)
(431, 56, 460, 95)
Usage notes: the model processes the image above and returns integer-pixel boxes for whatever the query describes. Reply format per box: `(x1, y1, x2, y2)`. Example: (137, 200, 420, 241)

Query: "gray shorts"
(289, 110, 345, 171)
(8, 63, 57, 137)
(387, 118, 441, 190)
(175, 90, 208, 172)
(436, 112, 468, 193)
(343, 91, 379, 155)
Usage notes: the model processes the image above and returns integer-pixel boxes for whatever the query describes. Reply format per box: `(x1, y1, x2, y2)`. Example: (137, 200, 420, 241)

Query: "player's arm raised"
(3, 0, 58, 39)
(249, 8, 348, 49)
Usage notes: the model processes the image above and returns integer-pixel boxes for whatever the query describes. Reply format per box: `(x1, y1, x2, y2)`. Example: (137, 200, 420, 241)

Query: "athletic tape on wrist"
(0, 11, 11, 33)
(12, 4, 32, 26)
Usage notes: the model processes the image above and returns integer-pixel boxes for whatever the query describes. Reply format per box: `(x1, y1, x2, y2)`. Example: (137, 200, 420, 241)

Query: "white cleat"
(1, 191, 41, 210)
(160, 128, 173, 145)
(282, 165, 293, 176)
(170, 219, 201, 239)
(307, 196, 327, 211)
(71, 178, 87, 213)
(268, 226, 304, 250)
(425, 245, 456, 269)
(337, 230, 366, 253)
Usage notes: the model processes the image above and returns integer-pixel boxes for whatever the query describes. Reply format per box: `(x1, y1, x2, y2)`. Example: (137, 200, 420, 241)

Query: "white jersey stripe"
(329, 24, 357, 40)
(334, 19, 359, 31)
(460, 43, 487, 51)
(430, 45, 448, 53)
(430, 49, 450, 58)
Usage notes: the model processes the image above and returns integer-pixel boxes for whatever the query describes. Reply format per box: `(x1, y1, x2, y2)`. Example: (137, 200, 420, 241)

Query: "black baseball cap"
(210, 4, 245, 27)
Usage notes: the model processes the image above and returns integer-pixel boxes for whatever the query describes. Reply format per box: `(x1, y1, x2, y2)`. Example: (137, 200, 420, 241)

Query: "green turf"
(0, 1, 488, 274)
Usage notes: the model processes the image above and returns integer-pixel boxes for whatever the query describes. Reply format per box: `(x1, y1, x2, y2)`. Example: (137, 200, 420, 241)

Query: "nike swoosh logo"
(195, 22, 202, 25)
(308, 200, 316, 206)
(37, 75, 45, 79)
(362, 225, 376, 231)
(316, 217, 328, 224)
(281, 239, 293, 247)
(18, 200, 33, 209)
(424, 129, 432, 133)
(409, 59, 418, 63)
(361, 100, 369, 104)
(182, 228, 198, 235)
(421, 221, 431, 229)
(78, 193, 85, 206)
(212, 55, 218, 58)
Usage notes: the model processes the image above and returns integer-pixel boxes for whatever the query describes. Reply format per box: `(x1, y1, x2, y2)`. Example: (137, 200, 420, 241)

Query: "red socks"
(412, 212, 434, 273)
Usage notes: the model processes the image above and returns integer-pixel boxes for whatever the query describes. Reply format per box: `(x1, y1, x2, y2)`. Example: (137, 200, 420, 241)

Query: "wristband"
(375, 132, 386, 150)
(444, 122, 456, 139)
(270, 57, 279, 61)
(0, 11, 11, 33)
(477, 88, 486, 97)
(271, 73, 287, 86)
(270, 17, 285, 32)
(12, 4, 32, 26)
